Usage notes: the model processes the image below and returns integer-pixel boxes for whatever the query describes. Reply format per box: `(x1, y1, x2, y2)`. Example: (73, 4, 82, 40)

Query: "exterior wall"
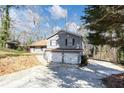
(47, 31, 83, 49)
(30, 47, 44, 54)
(47, 34, 60, 49)
(46, 51, 52, 62)
(30, 48, 34, 53)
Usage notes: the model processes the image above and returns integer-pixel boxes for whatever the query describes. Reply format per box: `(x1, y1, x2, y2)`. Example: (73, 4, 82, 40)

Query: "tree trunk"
(93, 46, 96, 58)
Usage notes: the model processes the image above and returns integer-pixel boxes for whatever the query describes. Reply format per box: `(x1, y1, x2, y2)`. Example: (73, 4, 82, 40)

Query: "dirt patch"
(102, 73, 124, 88)
(0, 56, 41, 76)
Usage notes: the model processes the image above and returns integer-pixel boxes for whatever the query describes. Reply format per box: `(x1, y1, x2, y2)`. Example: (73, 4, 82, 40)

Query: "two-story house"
(29, 30, 83, 64)
(45, 30, 83, 64)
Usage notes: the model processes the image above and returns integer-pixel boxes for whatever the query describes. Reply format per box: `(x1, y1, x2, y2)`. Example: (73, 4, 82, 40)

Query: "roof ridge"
(47, 30, 82, 39)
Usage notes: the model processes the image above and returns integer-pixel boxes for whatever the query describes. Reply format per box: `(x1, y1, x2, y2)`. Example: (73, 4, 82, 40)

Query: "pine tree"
(81, 5, 124, 62)
(0, 5, 11, 47)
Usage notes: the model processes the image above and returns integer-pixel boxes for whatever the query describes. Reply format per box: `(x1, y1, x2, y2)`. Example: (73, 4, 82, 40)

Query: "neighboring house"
(29, 40, 47, 53)
(5, 40, 20, 49)
(29, 30, 83, 64)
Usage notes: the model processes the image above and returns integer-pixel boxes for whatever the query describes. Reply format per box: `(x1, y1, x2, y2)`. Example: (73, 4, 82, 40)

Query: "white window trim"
(50, 40, 57, 46)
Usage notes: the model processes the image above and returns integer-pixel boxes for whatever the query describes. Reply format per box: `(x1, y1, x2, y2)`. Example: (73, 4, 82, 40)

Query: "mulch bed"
(102, 73, 124, 88)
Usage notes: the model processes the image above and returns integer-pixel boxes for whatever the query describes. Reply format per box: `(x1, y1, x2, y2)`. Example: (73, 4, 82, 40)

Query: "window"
(65, 38, 75, 46)
(50, 40, 56, 46)
(65, 39, 67, 46)
(72, 38, 75, 45)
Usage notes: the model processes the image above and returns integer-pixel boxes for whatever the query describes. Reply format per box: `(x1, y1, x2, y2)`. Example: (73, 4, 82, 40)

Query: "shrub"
(79, 55, 88, 67)
(16, 47, 23, 51)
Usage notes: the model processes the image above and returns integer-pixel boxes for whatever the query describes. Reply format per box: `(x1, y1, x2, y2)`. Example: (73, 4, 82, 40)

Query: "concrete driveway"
(0, 59, 124, 88)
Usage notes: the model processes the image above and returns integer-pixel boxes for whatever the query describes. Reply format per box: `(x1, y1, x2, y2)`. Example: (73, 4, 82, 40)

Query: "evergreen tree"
(81, 5, 124, 47)
(81, 5, 124, 62)
(0, 5, 11, 47)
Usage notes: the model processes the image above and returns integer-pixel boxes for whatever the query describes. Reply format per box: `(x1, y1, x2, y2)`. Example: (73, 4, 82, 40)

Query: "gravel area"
(0, 59, 123, 88)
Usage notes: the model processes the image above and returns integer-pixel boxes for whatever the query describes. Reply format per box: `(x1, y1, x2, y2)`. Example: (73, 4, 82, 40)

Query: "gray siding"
(47, 31, 83, 49)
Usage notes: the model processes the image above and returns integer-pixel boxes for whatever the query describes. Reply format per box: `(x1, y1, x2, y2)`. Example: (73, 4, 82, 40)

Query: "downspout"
(62, 49, 64, 64)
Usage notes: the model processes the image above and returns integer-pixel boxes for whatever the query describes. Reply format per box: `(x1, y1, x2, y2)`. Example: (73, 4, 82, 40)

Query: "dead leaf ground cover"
(0, 55, 41, 76)
(102, 73, 124, 88)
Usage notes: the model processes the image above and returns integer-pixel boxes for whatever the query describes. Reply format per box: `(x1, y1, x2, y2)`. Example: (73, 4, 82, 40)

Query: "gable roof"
(47, 30, 82, 39)
(29, 40, 47, 47)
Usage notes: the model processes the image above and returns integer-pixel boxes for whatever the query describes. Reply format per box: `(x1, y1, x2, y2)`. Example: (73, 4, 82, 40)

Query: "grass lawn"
(0, 48, 35, 58)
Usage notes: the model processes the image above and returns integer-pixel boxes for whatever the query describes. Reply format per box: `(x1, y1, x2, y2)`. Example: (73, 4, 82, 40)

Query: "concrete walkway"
(0, 59, 123, 88)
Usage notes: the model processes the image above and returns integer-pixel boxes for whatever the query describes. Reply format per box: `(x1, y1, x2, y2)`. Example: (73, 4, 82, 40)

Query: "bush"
(16, 47, 23, 51)
(16, 47, 27, 53)
(79, 55, 88, 67)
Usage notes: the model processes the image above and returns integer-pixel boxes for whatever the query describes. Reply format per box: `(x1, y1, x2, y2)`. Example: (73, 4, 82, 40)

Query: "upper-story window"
(72, 38, 75, 45)
(65, 39, 68, 46)
(50, 40, 56, 46)
(65, 38, 75, 46)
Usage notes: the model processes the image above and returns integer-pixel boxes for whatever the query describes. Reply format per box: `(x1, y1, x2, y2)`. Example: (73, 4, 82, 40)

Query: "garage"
(51, 52, 62, 63)
(46, 51, 81, 64)
(46, 52, 62, 63)
(63, 53, 79, 64)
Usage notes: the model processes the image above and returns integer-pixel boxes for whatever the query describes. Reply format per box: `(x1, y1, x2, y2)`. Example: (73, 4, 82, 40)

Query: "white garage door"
(46, 51, 80, 64)
(64, 53, 79, 64)
(51, 52, 62, 62)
